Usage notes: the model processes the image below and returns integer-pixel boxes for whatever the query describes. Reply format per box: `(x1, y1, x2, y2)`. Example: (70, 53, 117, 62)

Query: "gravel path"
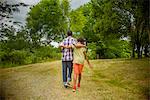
(0, 61, 96, 100)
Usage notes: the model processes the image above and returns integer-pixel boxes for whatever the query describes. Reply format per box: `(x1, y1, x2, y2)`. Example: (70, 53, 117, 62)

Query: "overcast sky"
(1, 0, 90, 27)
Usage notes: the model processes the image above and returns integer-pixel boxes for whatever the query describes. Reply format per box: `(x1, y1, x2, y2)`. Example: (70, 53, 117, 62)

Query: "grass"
(0, 59, 149, 100)
(0, 58, 57, 68)
(88, 58, 150, 100)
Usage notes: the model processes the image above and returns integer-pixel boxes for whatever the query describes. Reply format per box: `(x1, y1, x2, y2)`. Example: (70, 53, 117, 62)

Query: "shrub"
(9, 50, 29, 64)
(0, 45, 61, 68)
(33, 46, 61, 61)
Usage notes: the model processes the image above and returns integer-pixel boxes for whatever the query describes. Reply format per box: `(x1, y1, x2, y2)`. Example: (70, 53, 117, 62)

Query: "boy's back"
(73, 45, 86, 65)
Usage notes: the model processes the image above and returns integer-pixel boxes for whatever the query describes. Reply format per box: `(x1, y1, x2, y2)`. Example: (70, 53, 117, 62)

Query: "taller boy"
(60, 31, 76, 88)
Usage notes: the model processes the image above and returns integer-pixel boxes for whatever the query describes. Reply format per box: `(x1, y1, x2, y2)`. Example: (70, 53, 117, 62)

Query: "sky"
(71, 0, 90, 9)
(1, 0, 90, 27)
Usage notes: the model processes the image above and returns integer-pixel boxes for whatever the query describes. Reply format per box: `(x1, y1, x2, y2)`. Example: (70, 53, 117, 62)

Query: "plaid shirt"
(61, 36, 77, 61)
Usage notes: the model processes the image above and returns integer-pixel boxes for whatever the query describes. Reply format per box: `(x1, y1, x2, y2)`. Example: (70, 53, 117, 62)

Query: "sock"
(77, 83, 80, 87)
(73, 85, 76, 90)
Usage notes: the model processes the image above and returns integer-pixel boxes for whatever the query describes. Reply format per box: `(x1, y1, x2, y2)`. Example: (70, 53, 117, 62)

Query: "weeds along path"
(0, 59, 149, 100)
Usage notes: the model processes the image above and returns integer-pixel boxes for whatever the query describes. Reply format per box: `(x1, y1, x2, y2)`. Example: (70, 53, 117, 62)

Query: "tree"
(27, 0, 70, 45)
(129, 0, 149, 58)
(81, 0, 131, 58)
(70, 8, 87, 34)
(85, 0, 149, 58)
(61, 0, 71, 30)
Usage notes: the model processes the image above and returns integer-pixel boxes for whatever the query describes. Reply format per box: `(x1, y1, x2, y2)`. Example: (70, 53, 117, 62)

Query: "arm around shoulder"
(62, 45, 73, 49)
(74, 43, 86, 48)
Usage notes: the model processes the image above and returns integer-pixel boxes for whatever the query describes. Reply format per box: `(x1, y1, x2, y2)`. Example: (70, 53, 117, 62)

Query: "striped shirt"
(61, 36, 77, 61)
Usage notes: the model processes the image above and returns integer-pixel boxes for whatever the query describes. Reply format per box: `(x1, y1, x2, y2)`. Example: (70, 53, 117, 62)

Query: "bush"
(0, 45, 62, 68)
(4, 50, 30, 64)
(87, 42, 97, 59)
(87, 40, 131, 59)
(33, 46, 61, 61)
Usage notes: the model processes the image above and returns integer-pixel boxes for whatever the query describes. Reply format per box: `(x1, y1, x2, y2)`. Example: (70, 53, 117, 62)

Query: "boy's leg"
(62, 61, 67, 87)
(73, 72, 77, 90)
(78, 64, 83, 88)
(73, 64, 79, 91)
(67, 61, 73, 82)
(78, 74, 81, 88)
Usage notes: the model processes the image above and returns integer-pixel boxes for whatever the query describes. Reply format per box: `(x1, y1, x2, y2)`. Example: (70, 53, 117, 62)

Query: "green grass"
(86, 58, 150, 100)
(0, 58, 57, 68)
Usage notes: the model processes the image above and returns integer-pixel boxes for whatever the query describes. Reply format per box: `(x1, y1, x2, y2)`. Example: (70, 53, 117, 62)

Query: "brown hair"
(77, 38, 85, 45)
(67, 30, 72, 36)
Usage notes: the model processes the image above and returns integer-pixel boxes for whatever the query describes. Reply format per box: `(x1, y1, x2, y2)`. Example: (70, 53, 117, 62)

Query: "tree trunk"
(96, 54, 100, 59)
(131, 43, 135, 58)
(137, 43, 142, 58)
(144, 44, 149, 57)
(148, 29, 150, 43)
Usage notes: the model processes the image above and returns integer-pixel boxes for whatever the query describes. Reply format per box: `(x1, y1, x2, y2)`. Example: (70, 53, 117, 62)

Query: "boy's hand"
(59, 43, 64, 50)
(88, 63, 93, 69)
(59, 42, 64, 47)
(75, 43, 86, 48)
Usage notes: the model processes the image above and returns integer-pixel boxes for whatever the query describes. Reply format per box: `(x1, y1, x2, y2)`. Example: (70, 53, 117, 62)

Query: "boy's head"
(77, 38, 85, 45)
(67, 30, 72, 36)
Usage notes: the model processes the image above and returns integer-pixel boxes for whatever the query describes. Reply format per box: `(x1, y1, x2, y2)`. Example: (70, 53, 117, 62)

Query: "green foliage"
(0, 45, 61, 68)
(61, 0, 70, 16)
(32, 46, 61, 61)
(0, 50, 29, 66)
(75, 0, 149, 59)
(27, 0, 70, 43)
(75, 1, 131, 59)
(70, 9, 87, 33)
(111, 0, 150, 58)
(87, 40, 131, 59)
(104, 40, 131, 58)
(87, 42, 97, 59)
(9, 50, 29, 64)
(91, 0, 128, 36)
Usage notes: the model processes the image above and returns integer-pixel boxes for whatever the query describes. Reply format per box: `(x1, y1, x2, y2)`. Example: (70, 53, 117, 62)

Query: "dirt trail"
(0, 61, 96, 100)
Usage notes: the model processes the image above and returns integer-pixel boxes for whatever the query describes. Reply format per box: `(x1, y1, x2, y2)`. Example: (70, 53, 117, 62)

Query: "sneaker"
(72, 86, 76, 92)
(64, 83, 69, 88)
(67, 82, 71, 85)
(72, 88, 76, 92)
(64, 85, 68, 88)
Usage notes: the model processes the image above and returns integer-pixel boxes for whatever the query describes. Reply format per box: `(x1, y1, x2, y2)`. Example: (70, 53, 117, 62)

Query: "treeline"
(0, 28, 61, 68)
(0, 0, 149, 67)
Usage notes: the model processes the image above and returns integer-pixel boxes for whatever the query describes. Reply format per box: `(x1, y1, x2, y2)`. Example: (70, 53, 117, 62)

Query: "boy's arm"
(59, 41, 72, 49)
(74, 43, 86, 48)
(83, 51, 92, 69)
(61, 45, 72, 49)
(59, 42, 64, 50)
(72, 39, 86, 48)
